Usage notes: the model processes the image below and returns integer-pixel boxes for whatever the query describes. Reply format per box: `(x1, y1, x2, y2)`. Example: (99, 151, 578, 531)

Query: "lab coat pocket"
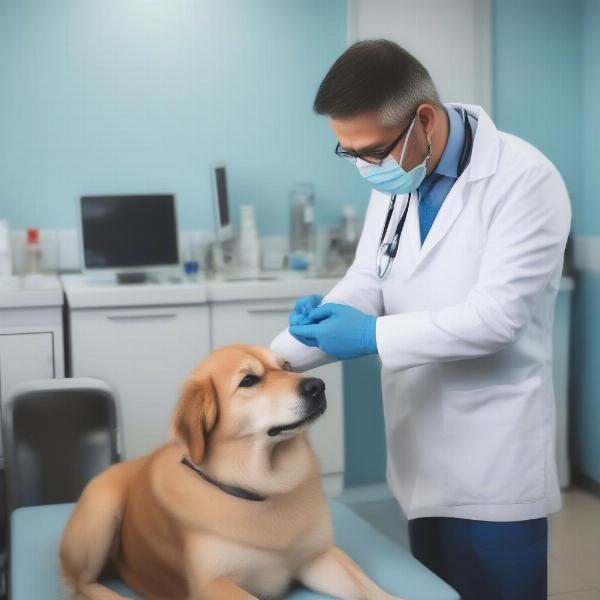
(441, 376, 545, 506)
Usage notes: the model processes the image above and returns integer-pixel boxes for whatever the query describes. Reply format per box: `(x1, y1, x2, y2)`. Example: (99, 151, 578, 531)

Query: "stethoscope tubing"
(376, 108, 474, 280)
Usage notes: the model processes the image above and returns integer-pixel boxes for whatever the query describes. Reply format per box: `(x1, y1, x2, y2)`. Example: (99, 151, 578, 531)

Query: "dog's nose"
(298, 378, 325, 400)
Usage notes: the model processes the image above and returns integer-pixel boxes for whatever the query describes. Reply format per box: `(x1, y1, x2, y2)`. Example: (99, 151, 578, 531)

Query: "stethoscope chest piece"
(376, 193, 411, 280)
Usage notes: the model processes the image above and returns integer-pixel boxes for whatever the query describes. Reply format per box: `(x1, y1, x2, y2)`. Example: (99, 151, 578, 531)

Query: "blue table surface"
(11, 500, 459, 600)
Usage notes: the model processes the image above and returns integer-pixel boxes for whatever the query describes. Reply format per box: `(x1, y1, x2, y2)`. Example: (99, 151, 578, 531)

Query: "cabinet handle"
(247, 306, 292, 314)
(106, 312, 177, 321)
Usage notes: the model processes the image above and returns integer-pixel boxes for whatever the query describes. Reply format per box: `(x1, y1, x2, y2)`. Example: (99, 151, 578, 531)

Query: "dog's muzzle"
(267, 377, 327, 437)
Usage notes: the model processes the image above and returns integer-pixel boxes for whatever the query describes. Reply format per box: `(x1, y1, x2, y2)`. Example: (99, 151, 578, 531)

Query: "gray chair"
(2, 378, 120, 514)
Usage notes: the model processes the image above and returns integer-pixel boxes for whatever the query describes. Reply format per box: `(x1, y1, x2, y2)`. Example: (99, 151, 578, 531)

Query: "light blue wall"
(570, 0, 600, 484)
(0, 0, 370, 234)
(581, 0, 600, 236)
(493, 0, 582, 216)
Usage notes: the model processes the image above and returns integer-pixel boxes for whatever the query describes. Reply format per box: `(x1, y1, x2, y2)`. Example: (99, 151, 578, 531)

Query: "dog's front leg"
(296, 544, 406, 600)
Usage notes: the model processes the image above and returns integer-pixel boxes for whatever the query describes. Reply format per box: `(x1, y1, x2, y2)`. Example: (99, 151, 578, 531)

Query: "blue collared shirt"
(418, 105, 466, 243)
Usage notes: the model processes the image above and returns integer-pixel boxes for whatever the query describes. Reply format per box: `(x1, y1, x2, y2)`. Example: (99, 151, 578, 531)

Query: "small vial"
(25, 228, 43, 275)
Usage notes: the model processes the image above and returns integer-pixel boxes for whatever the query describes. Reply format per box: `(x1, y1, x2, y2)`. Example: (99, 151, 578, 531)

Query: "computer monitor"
(79, 194, 179, 283)
(211, 163, 233, 242)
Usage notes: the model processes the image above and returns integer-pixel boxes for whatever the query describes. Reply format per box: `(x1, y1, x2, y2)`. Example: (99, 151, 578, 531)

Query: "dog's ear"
(172, 375, 218, 465)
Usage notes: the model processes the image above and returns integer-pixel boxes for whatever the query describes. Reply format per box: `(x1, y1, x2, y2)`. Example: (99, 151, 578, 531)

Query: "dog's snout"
(298, 378, 325, 400)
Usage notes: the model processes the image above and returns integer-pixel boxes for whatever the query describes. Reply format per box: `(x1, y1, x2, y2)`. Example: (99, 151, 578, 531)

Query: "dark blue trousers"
(408, 516, 548, 600)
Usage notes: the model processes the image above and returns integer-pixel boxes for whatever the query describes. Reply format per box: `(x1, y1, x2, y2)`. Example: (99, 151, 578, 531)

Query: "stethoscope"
(376, 108, 475, 279)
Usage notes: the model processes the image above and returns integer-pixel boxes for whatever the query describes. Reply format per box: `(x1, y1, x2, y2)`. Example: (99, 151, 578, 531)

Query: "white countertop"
(1, 272, 574, 310)
(61, 273, 209, 308)
(0, 275, 64, 309)
(59, 270, 343, 308)
(206, 271, 340, 302)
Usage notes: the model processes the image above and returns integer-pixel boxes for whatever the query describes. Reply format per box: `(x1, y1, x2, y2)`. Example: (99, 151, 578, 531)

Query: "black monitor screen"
(215, 167, 230, 227)
(80, 195, 179, 269)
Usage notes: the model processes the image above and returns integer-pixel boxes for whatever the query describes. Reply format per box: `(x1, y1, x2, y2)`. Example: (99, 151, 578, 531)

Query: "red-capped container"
(24, 228, 42, 275)
(27, 228, 39, 245)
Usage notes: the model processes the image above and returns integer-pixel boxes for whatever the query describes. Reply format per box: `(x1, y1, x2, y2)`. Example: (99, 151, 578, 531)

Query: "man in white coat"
(271, 40, 571, 599)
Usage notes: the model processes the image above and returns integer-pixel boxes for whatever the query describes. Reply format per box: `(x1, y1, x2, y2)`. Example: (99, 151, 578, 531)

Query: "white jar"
(0, 220, 13, 279)
(238, 205, 260, 273)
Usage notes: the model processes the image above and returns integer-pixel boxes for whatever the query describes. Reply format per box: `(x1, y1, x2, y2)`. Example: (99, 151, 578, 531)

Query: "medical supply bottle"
(24, 228, 43, 275)
(289, 183, 315, 270)
(0, 220, 12, 279)
(238, 205, 260, 273)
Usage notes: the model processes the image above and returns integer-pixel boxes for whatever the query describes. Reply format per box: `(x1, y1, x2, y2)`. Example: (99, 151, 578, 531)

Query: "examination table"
(10, 499, 459, 599)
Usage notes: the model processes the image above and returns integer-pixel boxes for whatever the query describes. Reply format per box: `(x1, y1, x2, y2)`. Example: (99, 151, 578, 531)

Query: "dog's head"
(172, 345, 327, 464)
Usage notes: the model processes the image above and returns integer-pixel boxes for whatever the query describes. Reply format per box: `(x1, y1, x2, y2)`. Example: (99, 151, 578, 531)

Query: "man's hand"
(289, 303, 378, 359)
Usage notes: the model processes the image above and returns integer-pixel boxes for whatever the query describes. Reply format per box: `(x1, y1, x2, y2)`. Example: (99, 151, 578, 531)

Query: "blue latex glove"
(289, 303, 378, 359)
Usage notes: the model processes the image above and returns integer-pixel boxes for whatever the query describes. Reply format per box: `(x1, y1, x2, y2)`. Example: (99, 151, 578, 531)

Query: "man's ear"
(172, 376, 218, 465)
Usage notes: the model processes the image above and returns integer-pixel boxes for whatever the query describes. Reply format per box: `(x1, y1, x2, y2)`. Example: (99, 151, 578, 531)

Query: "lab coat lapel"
(413, 175, 467, 270)
(406, 103, 500, 276)
(406, 192, 421, 265)
(391, 192, 421, 280)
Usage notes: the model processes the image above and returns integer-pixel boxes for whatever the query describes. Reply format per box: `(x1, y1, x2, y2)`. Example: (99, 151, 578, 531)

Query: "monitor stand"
(117, 272, 149, 285)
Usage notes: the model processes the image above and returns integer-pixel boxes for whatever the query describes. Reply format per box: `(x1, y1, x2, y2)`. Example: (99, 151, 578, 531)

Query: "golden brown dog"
(60, 345, 405, 600)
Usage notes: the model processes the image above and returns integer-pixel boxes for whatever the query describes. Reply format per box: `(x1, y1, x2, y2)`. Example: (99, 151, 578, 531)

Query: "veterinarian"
(271, 39, 571, 600)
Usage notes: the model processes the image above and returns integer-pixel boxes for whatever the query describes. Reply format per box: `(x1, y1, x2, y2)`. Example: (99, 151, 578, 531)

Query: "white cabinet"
(0, 333, 55, 394)
(68, 304, 210, 459)
(0, 277, 65, 465)
(0, 277, 65, 552)
(210, 295, 344, 496)
(63, 276, 211, 459)
(0, 332, 56, 462)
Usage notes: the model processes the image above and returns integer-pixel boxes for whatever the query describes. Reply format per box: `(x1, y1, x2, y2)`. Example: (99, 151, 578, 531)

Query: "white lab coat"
(271, 104, 571, 522)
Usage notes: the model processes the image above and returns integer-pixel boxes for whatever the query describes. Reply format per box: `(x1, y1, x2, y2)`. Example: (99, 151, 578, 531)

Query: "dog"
(60, 345, 405, 600)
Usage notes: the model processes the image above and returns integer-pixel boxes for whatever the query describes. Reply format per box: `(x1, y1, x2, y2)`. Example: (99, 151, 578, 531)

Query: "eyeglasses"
(335, 119, 413, 165)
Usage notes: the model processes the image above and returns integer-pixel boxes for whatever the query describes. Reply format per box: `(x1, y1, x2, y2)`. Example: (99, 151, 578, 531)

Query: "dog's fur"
(60, 345, 404, 600)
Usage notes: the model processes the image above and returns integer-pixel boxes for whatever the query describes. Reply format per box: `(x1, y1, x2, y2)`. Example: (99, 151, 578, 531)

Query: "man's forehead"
(330, 114, 395, 151)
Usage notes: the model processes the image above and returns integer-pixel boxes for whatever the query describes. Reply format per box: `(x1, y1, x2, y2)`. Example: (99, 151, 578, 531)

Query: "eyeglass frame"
(334, 118, 414, 165)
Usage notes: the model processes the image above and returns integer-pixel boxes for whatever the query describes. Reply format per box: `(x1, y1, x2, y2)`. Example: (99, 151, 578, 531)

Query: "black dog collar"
(180, 456, 267, 502)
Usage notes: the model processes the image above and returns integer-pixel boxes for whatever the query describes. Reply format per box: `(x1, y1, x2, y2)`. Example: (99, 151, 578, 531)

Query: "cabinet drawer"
(210, 299, 293, 349)
(70, 305, 210, 459)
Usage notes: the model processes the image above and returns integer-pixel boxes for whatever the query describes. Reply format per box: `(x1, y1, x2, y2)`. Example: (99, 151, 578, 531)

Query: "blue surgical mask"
(357, 117, 431, 195)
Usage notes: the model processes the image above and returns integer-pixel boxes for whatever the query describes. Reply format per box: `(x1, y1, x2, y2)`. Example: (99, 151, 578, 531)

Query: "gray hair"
(379, 76, 441, 126)
(314, 39, 442, 126)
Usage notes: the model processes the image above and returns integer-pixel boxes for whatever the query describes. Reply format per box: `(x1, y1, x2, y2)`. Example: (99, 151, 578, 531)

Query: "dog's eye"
(282, 361, 292, 372)
(239, 374, 261, 388)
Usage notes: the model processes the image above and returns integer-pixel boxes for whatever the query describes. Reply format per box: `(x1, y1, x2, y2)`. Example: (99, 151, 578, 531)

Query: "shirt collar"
(434, 104, 465, 179)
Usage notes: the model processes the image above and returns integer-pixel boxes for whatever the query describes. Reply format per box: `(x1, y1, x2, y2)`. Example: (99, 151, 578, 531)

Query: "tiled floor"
(342, 486, 600, 599)
(548, 488, 600, 598)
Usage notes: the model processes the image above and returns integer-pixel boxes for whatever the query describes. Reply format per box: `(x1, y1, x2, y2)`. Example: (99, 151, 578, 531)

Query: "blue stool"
(10, 500, 459, 600)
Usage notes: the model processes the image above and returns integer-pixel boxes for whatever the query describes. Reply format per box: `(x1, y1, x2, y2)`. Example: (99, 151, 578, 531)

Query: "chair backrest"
(2, 378, 120, 513)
